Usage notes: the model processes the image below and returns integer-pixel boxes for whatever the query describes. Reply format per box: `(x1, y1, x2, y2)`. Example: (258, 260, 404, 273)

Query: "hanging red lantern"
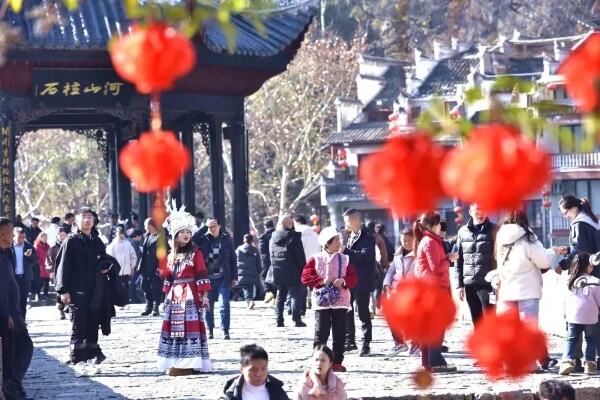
(310, 214, 320, 225)
(541, 185, 551, 196)
(543, 199, 552, 208)
(557, 32, 600, 112)
(337, 148, 347, 159)
(359, 132, 446, 216)
(381, 278, 456, 346)
(466, 307, 547, 380)
(388, 112, 401, 135)
(119, 130, 191, 192)
(110, 23, 196, 94)
(441, 124, 550, 213)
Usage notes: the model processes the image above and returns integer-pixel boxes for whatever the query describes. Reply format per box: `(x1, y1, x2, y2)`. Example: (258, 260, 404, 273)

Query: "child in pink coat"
(297, 345, 347, 400)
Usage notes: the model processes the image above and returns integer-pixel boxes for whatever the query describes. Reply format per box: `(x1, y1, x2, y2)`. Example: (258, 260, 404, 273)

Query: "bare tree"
(246, 30, 362, 220)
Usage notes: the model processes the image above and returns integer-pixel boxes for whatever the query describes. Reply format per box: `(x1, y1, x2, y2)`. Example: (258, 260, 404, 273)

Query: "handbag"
(314, 254, 343, 307)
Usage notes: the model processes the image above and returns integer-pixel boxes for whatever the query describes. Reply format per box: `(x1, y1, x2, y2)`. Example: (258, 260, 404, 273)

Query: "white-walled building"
(321, 31, 600, 247)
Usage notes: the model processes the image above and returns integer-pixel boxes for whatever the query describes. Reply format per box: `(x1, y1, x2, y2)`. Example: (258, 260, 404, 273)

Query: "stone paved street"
(22, 301, 599, 399)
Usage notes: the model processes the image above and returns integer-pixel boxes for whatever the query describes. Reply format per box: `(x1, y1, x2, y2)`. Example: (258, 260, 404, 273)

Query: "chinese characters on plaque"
(0, 125, 11, 216)
(39, 81, 124, 97)
(33, 69, 132, 107)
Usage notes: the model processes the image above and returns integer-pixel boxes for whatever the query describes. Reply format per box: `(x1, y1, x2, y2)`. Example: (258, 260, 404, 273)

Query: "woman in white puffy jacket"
(106, 225, 138, 304)
(494, 210, 551, 319)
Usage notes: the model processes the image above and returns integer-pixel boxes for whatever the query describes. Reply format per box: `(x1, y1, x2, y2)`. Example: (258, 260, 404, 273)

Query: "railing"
(551, 153, 600, 169)
(551, 216, 570, 231)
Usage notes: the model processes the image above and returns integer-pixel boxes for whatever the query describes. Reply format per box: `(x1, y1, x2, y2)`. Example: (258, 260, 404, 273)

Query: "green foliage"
(491, 76, 534, 94)
(121, 0, 271, 52)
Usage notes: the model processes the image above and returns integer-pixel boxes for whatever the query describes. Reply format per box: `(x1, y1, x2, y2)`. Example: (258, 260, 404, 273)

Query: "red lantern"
(557, 32, 600, 112)
(337, 148, 347, 159)
(541, 185, 551, 196)
(466, 307, 547, 380)
(388, 112, 402, 135)
(359, 132, 446, 216)
(441, 124, 550, 213)
(110, 23, 196, 94)
(119, 130, 191, 192)
(381, 278, 456, 346)
(310, 214, 320, 224)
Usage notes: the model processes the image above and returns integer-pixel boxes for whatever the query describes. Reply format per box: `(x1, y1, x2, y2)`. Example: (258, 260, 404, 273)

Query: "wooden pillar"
(108, 127, 118, 215)
(209, 117, 225, 226)
(230, 118, 249, 245)
(0, 115, 15, 220)
(180, 119, 195, 215)
(114, 123, 132, 219)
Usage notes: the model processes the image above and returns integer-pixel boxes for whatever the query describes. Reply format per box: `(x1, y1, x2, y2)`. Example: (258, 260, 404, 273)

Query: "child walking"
(383, 227, 418, 356)
(559, 253, 600, 376)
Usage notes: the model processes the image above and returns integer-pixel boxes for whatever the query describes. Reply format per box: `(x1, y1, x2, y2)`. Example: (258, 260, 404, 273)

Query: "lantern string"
(150, 92, 162, 132)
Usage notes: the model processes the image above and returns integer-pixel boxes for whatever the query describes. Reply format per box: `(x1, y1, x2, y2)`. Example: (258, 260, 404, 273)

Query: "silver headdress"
(163, 199, 198, 238)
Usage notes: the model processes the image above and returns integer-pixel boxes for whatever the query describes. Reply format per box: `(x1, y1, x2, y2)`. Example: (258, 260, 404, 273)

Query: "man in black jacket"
(198, 217, 238, 340)
(259, 220, 276, 303)
(138, 218, 162, 317)
(11, 227, 37, 319)
(342, 209, 376, 356)
(0, 217, 33, 400)
(455, 204, 496, 325)
(25, 217, 41, 244)
(56, 207, 108, 368)
(269, 215, 306, 328)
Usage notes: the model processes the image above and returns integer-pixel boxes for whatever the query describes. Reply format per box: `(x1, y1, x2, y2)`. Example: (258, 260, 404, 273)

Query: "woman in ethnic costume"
(157, 204, 212, 376)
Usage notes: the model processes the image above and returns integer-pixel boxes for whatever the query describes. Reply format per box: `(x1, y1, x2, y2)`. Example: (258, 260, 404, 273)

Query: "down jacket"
(495, 224, 550, 302)
(235, 243, 261, 286)
(414, 229, 451, 288)
(269, 228, 306, 287)
(455, 218, 496, 288)
(559, 212, 600, 272)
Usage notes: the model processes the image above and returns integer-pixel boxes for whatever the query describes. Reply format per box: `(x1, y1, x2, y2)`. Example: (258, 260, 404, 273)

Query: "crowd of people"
(2, 194, 600, 398)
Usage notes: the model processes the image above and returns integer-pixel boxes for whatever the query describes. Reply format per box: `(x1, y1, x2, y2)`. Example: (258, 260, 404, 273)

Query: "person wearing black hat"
(55, 207, 108, 375)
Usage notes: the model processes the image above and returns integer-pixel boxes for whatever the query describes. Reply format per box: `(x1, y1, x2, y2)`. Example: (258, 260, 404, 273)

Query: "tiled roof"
(414, 57, 479, 97)
(365, 63, 406, 110)
(321, 178, 367, 203)
(325, 121, 389, 145)
(505, 57, 544, 75)
(5, 0, 316, 57)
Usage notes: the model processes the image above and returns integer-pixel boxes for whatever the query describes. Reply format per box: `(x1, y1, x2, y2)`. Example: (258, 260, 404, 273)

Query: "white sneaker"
(74, 362, 89, 377)
(390, 343, 409, 355)
(409, 345, 421, 357)
(84, 360, 100, 376)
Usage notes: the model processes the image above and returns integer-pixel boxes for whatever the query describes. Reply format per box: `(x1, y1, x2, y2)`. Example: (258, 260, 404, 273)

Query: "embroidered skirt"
(157, 282, 211, 371)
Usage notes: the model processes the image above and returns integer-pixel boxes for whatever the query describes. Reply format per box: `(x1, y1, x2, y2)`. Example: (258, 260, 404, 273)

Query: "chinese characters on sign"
(33, 69, 132, 107)
(0, 124, 12, 217)
(39, 81, 124, 97)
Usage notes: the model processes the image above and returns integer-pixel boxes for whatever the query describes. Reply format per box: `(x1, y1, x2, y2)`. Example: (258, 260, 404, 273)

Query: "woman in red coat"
(34, 232, 51, 300)
(413, 212, 459, 373)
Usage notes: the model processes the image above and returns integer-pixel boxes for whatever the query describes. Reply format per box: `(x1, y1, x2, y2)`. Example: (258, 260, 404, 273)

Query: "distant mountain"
(318, 0, 598, 58)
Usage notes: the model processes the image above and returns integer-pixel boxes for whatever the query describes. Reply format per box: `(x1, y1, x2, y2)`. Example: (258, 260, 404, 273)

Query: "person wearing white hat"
(301, 226, 358, 372)
(157, 202, 212, 376)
